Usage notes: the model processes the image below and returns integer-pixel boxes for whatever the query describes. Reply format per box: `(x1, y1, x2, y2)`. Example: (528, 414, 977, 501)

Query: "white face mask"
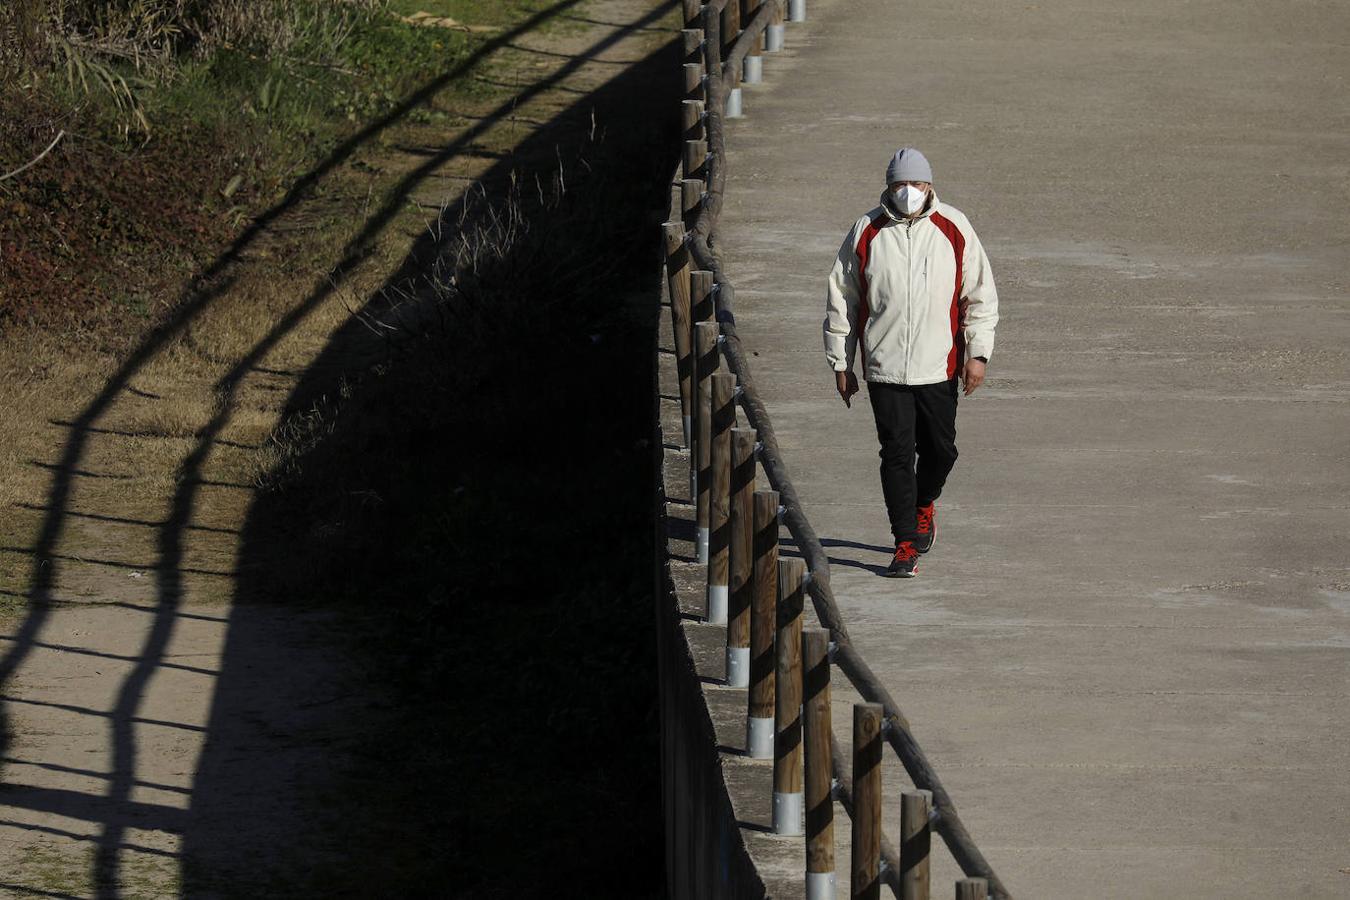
(891, 185, 928, 215)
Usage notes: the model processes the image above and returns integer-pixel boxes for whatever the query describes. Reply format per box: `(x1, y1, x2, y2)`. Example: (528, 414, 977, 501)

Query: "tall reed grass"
(0, 0, 386, 134)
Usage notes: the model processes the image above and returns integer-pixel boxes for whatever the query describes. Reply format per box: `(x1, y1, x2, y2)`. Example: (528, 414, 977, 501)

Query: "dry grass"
(1, 0, 389, 71)
(0, 0, 389, 136)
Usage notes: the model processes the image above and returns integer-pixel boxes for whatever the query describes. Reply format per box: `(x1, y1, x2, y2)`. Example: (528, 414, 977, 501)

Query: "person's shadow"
(779, 535, 894, 577)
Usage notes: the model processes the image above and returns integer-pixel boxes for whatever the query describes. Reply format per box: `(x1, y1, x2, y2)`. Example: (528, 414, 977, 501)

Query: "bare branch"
(0, 130, 66, 183)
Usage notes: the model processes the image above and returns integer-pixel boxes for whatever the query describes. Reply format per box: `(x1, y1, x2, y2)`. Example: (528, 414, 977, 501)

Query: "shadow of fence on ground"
(181, 8, 680, 898)
(0, 0, 678, 895)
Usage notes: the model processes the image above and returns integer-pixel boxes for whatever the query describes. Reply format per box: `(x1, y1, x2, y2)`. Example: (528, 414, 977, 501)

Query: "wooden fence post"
(722, 0, 743, 117)
(681, 27, 703, 65)
(690, 269, 715, 325)
(681, 178, 703, 232)
(682, 98, 705, 143)
(852, 703, 884, 900)
(743, 0, 763, 83)
(747, 488, 779, 758)
(725, 427, 756, 687)
(683, 138, 708, 182)
(956, 878, 988, 900)
(662, 222, 692, 449)
(773, 556, 804, 834)
(694, 322, 719, 564)
(707, 372, 736, 624)
(901, 790, 932, 900)
(766, 0, 785, 51)
(683, 61, 703, 102)
(803, 629, 834, 899)
(682, 0, 702, 28)
(687, 271, 714, 499)
(721, 0, 742, 57)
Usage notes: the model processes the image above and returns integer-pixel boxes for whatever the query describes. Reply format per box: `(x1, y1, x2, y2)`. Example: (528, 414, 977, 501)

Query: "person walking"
(823, 147, 999, 577)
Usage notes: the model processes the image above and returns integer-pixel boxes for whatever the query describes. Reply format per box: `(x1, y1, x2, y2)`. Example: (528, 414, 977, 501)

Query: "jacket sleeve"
(824, 221, 863, 373)
(960, 223, 999, 362)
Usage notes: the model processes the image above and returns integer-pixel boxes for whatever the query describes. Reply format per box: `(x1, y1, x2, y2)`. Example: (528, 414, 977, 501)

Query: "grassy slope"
(0, 0, 565, 338)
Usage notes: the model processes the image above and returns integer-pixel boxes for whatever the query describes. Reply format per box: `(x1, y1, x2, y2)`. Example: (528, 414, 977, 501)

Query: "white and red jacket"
(824, 192, 999, 385)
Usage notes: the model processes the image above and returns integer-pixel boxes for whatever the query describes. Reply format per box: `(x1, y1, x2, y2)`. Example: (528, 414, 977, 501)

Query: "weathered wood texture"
(803, 628, 834, 877)
(683, 138, 708, 181)
(901, 790, 932, 900)
(708, 372, 736, 603)
(749, 490, 779, 721)
(681, 178, 703, 231)
(956, 878, 988, 900)
(774, 557, 804, 793)
(662, 222, 692, 443)
(694, 322, 719, 545)
(682, 0, 702, 28)
(727, 428, 756, 653)
(851, 703, 884, 900)
(683, 62, 703, 102)
(682, 27, 703, 65)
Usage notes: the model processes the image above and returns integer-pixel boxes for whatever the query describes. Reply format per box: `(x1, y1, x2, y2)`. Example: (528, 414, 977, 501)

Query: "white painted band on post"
(697, 525, 710, 564)
(772, 790, 804, 835)
(805, 871, 835, 900)
(726, 645, 750, 687)
(689, 467, 697, 502)
(743, 55, 763, 84)
(766, 24, 785, 52)
(747, 715, 774, 759)
(788, 0, 806, 23)
(682, 414, 692, 449)
(706, 583, 728, 624)
(726, 87, 744, 118)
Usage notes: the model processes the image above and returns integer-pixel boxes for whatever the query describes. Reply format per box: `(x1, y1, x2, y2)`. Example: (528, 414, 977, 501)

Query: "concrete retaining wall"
(655, 547, 766, 900)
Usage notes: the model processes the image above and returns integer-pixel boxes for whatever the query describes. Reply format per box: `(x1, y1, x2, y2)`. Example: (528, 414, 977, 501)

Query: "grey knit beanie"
(886, 147, 933, 184)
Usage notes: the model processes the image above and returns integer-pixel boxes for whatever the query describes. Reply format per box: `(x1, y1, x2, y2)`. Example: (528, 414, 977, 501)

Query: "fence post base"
(726, 87, 744, 118)
(743, 55, 763, 84)
(806, 871, 836, 900)
(706, 583, 728, 624)
(772, 790, 803, 835)
(726, 645, 750, 687)
(789, 0, 806, 23)
(766, 23, 785, 52)
(747, 714, 774, 759)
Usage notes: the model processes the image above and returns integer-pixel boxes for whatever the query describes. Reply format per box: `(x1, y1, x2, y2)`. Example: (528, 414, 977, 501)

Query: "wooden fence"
(663, 2, 1012, 897)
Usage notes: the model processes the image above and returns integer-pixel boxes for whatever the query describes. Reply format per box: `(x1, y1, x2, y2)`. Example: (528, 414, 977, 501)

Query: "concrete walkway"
(716, 0, 1349, 895)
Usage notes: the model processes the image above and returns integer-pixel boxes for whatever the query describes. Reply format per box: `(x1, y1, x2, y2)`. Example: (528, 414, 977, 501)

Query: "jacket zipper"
(905, 220, 915, 383)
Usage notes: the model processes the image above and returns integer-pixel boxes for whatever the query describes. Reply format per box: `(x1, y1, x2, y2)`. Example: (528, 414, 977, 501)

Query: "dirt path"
(0, 2, 675, 894)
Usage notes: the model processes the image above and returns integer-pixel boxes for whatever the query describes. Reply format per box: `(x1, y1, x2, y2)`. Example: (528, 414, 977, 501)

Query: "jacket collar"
(878, 188, 940, 223)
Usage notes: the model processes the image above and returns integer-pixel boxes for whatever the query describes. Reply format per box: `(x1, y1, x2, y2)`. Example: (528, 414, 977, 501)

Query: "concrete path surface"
(715, 0, 1349, 895)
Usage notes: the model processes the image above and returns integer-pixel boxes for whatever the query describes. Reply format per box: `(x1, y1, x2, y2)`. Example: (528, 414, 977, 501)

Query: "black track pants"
(867, 378, 959, 543)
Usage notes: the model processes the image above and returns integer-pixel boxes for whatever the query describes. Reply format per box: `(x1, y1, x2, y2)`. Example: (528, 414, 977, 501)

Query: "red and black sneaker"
(886, 540, 919, 578)
(915, 503, 937, 554)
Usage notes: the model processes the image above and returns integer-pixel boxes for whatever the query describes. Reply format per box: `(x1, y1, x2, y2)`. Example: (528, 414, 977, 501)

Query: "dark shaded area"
(1, 0, 597, 808)
(181, 15, 680, 900)
(0, 1, 680, 896)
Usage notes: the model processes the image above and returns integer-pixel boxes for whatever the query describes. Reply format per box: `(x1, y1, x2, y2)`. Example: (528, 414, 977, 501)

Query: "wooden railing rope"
(669, 3, 1010, 897)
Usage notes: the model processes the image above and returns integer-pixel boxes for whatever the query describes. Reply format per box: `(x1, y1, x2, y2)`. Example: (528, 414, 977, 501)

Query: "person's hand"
(962, 358, 986, 396)
(835, 370, 859, 407)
